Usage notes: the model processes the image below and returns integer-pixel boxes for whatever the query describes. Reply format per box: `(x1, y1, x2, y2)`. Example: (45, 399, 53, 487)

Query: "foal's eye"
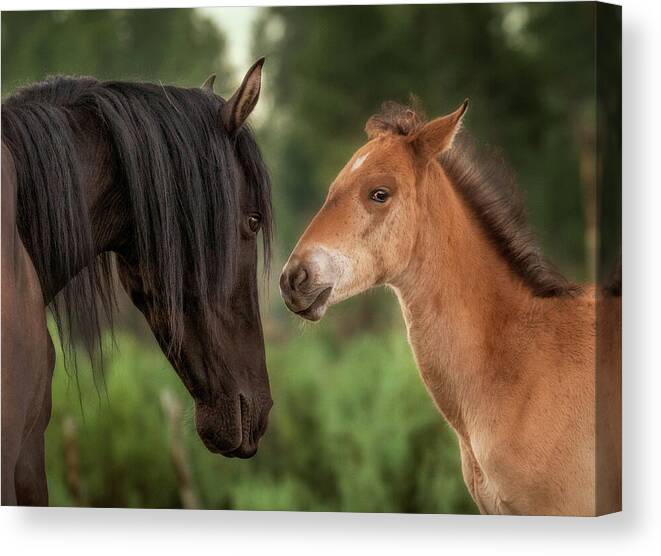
(369, 188, 391, 203)
(247, 213, 262, 233)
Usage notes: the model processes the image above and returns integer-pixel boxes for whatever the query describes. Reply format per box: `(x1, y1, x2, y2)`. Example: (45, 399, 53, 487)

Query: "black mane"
(367, 101, 580, 298)
(2, 75, 272, 369)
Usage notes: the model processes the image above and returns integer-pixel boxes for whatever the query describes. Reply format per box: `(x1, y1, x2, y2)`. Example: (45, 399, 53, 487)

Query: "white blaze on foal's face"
(350, 151, 370, 172)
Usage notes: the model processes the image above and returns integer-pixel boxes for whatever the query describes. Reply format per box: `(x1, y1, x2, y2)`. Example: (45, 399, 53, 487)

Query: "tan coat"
(280, 102, 621, 515)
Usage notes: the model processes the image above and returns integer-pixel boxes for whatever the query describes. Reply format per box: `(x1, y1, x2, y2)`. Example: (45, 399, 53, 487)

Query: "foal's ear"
(220, 57, 265, 135)
(412, 99, 469, 159)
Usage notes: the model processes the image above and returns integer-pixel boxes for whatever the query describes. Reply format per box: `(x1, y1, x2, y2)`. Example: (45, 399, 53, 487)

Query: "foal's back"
(486, 286, 621, 515)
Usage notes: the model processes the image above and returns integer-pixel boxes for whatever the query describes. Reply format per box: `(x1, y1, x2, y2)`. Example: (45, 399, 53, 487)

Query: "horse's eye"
(248, 213, 261, 232)
(369, 188, 390, 203)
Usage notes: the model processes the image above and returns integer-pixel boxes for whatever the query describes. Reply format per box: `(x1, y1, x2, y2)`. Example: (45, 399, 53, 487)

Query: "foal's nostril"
(291, 266, 308, 291)
(282, 263, 309, 294)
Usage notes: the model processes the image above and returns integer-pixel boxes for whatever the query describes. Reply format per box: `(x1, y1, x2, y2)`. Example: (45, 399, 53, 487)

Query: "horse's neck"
(77, 117, 130, 254)
(390, 163, 535, 438)
(43, 113, 126, 301)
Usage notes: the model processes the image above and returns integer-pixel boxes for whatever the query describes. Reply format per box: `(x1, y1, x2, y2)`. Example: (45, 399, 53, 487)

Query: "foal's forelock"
(1, 75, 272, 372)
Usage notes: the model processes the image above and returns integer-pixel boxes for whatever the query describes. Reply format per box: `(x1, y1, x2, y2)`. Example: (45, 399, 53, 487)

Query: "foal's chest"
(458, 441, 516, 515)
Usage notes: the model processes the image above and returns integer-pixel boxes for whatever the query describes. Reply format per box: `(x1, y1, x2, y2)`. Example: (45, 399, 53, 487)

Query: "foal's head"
(280, 101, 467, 320)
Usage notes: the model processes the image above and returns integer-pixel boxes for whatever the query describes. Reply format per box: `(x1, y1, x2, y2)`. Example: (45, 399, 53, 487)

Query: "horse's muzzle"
(194, 393, 272, 458)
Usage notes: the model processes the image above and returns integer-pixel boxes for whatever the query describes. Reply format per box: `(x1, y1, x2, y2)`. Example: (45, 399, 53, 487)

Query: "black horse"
(1, 59, 273, 506)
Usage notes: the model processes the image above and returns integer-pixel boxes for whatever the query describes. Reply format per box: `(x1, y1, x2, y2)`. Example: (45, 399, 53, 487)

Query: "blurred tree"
(525, 3, 599, 281)
(1, 9, 229, 94)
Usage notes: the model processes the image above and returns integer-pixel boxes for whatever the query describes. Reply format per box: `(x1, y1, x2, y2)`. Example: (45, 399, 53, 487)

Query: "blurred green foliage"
(1, 9, 229, 94)
(47, 326, 476, 513)
(3, 4, 609, 513)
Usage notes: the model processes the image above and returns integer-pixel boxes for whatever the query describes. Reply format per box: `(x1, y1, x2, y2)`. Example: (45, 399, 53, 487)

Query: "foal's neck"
(390, 162, 532, 437)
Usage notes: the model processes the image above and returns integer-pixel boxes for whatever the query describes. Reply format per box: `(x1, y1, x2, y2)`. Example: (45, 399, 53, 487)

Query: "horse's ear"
(221, 57, 265, 135)
(201, 74, 216, 92)
(412, 99, 469, 159)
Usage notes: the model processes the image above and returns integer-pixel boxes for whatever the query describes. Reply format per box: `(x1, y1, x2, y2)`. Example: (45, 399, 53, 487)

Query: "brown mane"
(366, 101, 581, 298)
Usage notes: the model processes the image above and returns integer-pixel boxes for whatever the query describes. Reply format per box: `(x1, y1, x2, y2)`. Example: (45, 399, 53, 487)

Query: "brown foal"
(280, 101, 621, 515)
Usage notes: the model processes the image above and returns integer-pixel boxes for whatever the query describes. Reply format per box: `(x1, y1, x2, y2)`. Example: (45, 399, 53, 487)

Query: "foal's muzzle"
(280, 257, 333, 321)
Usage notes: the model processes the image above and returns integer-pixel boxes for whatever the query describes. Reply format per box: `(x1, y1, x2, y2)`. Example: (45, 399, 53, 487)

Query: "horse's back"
(1, 142, 54, 505)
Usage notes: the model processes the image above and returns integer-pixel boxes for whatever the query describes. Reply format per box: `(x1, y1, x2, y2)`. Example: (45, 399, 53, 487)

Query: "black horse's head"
(3, 62, 273, 458)
(110, 60, 273, 457)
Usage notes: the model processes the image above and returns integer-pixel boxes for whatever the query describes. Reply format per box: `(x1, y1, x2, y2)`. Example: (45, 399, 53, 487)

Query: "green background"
(2, 3, 602, 512)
